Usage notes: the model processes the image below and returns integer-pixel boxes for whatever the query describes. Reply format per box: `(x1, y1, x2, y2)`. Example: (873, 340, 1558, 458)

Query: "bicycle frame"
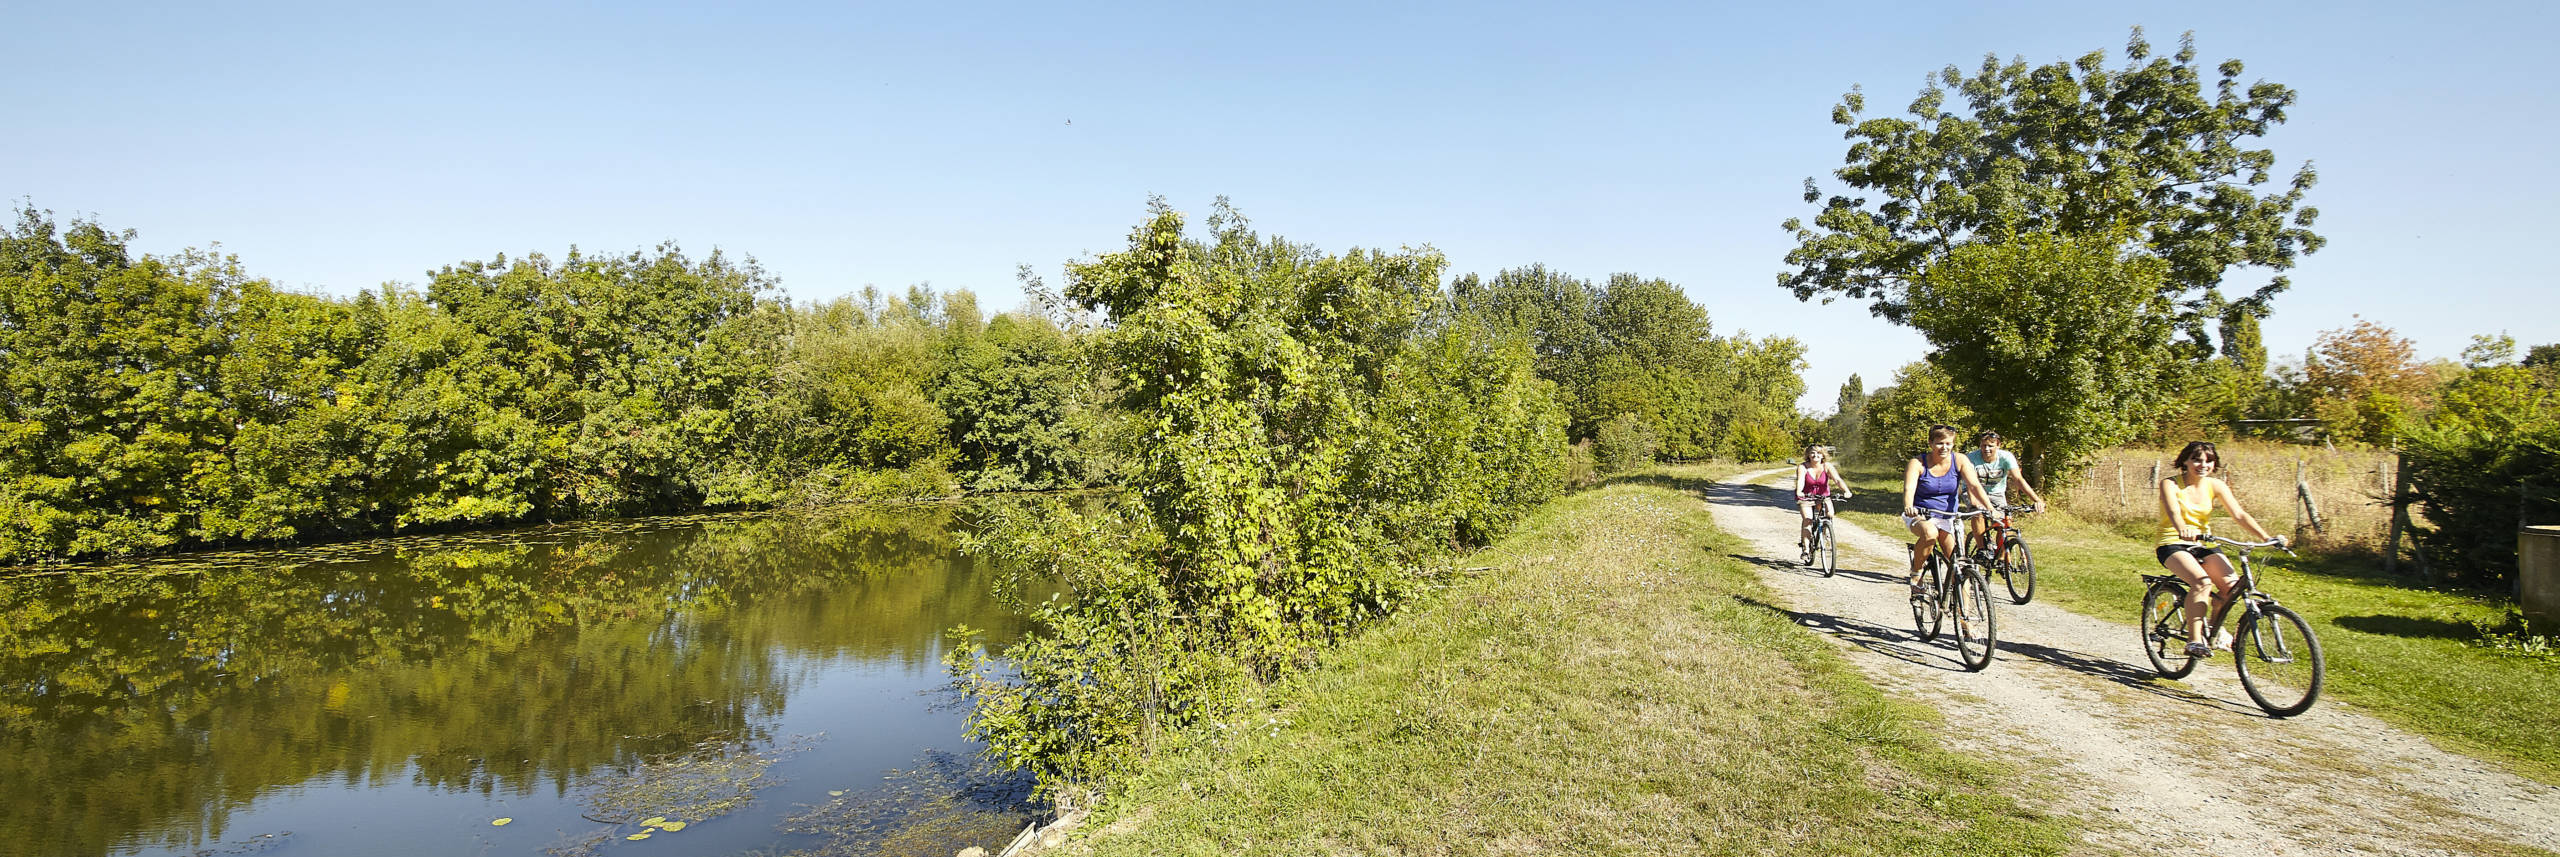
(2193, 540, 2292, 643)
(1963, 504, 2031, 561)
(1917, 509, 1993, 583)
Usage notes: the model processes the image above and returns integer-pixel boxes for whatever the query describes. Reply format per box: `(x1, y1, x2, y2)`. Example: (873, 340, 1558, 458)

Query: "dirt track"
(1708, 469, 2560, 856)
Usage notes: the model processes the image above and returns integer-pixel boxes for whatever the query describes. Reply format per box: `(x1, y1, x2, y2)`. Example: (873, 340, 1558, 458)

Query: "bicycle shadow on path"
(1726, 551, 1905, 585)
(1995, 638, 2264, 716)
(1736, 594, 1988, 674)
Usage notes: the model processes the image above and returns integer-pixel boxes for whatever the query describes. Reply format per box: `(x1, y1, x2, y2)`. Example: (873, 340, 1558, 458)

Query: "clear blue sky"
(7, 0, 2553, 412)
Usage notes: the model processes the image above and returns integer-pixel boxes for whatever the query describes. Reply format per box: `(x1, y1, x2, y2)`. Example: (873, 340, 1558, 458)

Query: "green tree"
(1451, 266, 1606, 434)
(933, 312, 1086, 491)
(1827, 373, 1869, 462)
(1454, 267, 1803, 459)
(0, 209, 233, 560)
(758, 289, 961, 503)
(425, 245, 789, 516)
(1910, 234, 2177, 480)
(1780, 28, 2322, 339)
(2220, 306, 2268, 377)
(1860, 362, 1972, 463)
(2462, 333, 2518, 369)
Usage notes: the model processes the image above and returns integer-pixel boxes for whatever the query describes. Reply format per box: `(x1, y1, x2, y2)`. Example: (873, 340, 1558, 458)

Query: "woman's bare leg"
(2161, 551, 2226, 642)
(2195, 553, 2242, 643)
(1904, 518, 1938, 580)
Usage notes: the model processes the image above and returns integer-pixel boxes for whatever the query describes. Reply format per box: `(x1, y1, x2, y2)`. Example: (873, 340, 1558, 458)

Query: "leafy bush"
(1593, 413, 1661, 474)
(2399, 362, 2560, 586)
(948, 202, 1564, 800)
(1726, 419, 1797, 463)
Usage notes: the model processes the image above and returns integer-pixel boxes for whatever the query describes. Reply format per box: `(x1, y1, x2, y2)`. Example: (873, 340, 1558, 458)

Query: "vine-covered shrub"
(2400, 363, 2560, 587)
(948, 202, 1566, 800)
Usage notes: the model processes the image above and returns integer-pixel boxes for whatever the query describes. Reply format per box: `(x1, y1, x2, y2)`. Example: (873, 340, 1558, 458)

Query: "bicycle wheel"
(2235, 603, 2326, 717)
(1817, 523, 1837, 578)
(1952, 566, 1997, 671)
(1911, 554, 1944, 641)
(2140, 580, 2198, 678)
(2002, 534, 2036, 605)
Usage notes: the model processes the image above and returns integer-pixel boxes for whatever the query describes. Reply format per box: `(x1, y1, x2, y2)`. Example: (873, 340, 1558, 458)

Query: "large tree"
(1780, 28, 2322, 340)
(1910, 234, 2176, 480)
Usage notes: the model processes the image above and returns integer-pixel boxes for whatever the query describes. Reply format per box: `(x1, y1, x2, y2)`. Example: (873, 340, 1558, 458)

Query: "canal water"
(0, 503, 1046, 857)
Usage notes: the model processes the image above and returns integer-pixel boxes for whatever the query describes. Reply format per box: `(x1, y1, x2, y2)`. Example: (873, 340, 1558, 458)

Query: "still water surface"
(1, 503, 1042, 857)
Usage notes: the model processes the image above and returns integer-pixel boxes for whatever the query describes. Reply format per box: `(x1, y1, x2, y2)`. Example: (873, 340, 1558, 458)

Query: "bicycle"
(1909, 508, 1998, 671)
(2138, 535, 2326, 717)
(1798, 489, 1844, 577)
(1963, 502, 2038, 604)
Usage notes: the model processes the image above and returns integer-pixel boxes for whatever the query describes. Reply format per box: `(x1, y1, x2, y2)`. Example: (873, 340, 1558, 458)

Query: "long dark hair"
(2173, 441, 2220, 474)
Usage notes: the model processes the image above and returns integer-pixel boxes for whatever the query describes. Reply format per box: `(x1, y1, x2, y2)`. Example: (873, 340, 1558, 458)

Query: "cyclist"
(1962, 431, 2045, 550)
(2156, 441, 2287, 659)
(1902, 425, 1997, 599)
(1795, 443, 1852, 551)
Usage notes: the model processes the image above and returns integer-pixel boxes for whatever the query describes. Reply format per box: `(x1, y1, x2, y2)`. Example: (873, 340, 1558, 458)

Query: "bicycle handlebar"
(2201, 534, 2292, 552)
(1916, 508, 1994, 520)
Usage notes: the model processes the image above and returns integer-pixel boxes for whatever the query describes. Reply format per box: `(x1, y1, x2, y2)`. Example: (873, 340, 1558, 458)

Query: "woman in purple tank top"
(1900, 425, 1996, 597)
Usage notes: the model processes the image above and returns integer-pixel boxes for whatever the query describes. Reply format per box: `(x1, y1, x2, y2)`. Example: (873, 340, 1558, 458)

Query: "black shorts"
(2155, 544, 2221, 565)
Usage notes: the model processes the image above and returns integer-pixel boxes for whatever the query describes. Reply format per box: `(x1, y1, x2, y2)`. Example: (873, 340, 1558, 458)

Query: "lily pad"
(491, 818, 513, 826)
(656, 821, 686, 832)
(625, 833, 651, 841)
(642, 816, 667, 827)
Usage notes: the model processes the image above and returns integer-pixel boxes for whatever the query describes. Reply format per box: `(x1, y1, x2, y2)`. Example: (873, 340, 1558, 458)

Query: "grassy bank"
(1063, 466, 2075, 856)
(1828, 462, 2560, 786)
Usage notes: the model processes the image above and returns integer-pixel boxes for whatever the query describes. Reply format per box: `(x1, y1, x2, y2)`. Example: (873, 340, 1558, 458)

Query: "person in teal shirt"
(1962, 431, 2046, 549)
(1963, 431, 2044, 513)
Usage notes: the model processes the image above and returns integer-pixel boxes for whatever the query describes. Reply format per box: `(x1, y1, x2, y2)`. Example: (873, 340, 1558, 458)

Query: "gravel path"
(1708, 469, 2560, 857)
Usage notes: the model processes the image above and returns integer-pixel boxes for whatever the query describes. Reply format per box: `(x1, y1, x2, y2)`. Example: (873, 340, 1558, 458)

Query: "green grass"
(1067, 466, 2077, 856)
(1830, 462, 2560, 787)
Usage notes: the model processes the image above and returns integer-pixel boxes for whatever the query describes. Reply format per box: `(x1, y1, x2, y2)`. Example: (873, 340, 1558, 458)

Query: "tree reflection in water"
(0, 502, 1041, 857)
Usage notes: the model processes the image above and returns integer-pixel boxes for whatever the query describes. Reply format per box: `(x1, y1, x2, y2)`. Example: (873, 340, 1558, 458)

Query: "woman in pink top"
(1796, 444, 1851, 550)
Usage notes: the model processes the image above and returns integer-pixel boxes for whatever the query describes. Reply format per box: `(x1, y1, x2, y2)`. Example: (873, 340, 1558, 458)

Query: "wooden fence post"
(2297, 459, 2324, 534)
(2386, 453, 2410, 575)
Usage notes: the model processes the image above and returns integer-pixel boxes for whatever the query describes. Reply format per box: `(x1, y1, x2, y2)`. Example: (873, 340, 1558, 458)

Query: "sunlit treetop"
(1780, 27, 2323, 339)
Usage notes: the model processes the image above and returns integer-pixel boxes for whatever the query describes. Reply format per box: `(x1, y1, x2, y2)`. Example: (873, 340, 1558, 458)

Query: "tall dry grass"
(2051, 439, 2401, 551)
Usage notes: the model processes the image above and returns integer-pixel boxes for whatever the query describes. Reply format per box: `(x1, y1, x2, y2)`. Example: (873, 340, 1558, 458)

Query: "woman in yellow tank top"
(2155, 441, 2287, 659)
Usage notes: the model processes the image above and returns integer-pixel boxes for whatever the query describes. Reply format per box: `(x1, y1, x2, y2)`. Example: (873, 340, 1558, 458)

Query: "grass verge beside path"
(1828, 462, 2560, 787)
(1066, 466, 2075, 857)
